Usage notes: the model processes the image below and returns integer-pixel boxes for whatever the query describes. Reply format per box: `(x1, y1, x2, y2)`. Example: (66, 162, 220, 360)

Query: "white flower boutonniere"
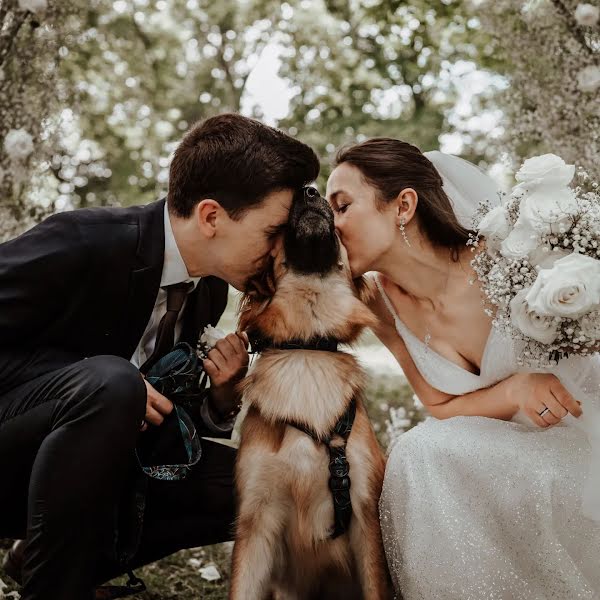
(197, 325, 227, 358)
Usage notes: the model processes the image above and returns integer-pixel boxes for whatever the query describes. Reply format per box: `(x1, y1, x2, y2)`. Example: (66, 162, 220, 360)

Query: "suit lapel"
(121, 199, 166, 358)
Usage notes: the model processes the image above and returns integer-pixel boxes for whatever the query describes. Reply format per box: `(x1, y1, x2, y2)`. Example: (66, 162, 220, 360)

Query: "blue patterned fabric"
(135, 342, 205, 481)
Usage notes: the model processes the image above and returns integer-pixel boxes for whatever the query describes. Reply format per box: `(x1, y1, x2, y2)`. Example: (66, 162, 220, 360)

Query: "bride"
(325, 138, 600, 599)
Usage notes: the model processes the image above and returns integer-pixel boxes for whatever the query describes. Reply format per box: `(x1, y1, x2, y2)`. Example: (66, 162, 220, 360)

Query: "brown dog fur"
(229, 246, 392, 600)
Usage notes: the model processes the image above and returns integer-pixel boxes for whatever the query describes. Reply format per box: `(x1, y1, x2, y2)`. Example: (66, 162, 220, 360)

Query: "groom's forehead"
(249, 188, 294, 225)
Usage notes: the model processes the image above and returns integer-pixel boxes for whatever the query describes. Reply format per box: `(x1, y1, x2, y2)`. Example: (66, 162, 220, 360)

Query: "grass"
(0, 372, 419, 599)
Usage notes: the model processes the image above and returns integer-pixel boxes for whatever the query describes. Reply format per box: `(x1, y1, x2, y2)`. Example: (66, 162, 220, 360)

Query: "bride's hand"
(508, 373, 582, 427)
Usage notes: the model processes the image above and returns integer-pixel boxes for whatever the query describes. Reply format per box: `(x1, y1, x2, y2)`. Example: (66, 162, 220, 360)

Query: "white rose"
(18, 0, 47, 14)
(575, 3, 600, 26)
(525, 253, 600, 318)
(500, 223, 540, 260)
(581, 311, 600, 340)
(518, 187, 578, 234)
(510, 289, 559, 344)
(477, 205, 511, 254)
(529, 246, 571, 269)
(515, 154, 575, 189)
(200, 325, 227, 350)
(577, 65, 600, 93)
(3, 128, 34, 160)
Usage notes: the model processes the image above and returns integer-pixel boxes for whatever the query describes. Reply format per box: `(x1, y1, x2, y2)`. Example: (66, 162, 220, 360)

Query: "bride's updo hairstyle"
(334, 138, 473, 257)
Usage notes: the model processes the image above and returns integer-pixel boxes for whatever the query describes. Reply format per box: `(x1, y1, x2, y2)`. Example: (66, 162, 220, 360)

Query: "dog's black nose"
(304, 186, 320, 202)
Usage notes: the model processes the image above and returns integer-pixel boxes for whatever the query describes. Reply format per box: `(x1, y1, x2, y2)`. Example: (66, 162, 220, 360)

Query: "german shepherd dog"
(229, 187, 392, 600)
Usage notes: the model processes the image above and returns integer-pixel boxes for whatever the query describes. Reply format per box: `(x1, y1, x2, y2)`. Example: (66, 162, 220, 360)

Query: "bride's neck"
(375, 233, 461, 305)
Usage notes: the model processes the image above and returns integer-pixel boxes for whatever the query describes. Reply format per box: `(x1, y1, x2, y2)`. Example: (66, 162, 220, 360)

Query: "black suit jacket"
(0, 199, 229, 419)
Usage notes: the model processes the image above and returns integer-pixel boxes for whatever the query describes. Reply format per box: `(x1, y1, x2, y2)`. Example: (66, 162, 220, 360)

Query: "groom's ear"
(195, 199, 221, 238)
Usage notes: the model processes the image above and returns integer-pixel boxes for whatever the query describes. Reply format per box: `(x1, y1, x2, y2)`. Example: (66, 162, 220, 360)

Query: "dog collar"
(249, 336, 339, 355)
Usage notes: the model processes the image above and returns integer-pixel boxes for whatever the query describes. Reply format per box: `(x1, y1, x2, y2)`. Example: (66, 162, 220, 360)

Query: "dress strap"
(373, 274, 406, 338)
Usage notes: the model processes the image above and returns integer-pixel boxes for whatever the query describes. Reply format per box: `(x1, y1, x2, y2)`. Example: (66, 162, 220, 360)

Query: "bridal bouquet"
(471, 153, 600, 367)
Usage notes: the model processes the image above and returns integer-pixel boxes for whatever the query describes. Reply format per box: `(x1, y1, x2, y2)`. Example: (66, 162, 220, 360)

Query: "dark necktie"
(140, 281, 192, 374)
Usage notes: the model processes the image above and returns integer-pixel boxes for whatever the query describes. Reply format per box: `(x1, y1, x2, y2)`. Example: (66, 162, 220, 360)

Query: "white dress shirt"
(130, 202, 232, 433)
(130, 203, 200, 369)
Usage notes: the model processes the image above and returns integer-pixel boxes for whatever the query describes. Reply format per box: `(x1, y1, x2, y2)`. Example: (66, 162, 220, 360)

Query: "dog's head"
(239, 186, 376, 346)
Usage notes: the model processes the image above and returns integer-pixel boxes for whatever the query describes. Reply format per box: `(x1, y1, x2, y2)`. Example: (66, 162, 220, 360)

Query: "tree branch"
(0, 10, 28, 68)
(550, 0, 595, 56)
(215, 28, 242, 110)
(130, 14, 160, 85)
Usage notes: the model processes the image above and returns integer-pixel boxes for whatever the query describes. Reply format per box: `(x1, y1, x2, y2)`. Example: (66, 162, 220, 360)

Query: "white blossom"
(525, 254, 600, 318)
(515, 154, 575, 188)
(477, 0, 599, 183)
(580, 311, 600, 340)
(577, 65, 600, 93)
(199, 325, 227, 350)
(518, 187, 578, 234)
(574, 3, 600, 27)
(529, 246, 571, 269)
(500, 223, 540, 259)
(478, 205, 511, 254)
(18, 0, 47, 14)
(510, 289, 559, 344)
(3, 128, 34, 161)
(521, 0, 554, 25)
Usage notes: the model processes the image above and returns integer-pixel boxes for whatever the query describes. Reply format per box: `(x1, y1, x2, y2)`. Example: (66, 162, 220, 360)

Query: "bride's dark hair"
(334, 138, 473, 257)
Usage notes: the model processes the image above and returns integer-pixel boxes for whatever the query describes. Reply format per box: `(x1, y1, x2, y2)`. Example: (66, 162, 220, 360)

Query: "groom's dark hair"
(168, 113, 320, 219)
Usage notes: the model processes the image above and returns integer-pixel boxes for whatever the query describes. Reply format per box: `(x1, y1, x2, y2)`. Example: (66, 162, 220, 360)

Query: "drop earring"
(399, 217, 411, 247)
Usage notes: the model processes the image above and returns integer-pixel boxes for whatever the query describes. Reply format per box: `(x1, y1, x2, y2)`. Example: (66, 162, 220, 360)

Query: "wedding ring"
(538, 406, 550, 417)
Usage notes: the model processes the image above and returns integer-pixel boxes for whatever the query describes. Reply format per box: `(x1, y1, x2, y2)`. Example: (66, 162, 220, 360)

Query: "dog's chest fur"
(241, 349, 365, 437)
(238, 350, 373, 548)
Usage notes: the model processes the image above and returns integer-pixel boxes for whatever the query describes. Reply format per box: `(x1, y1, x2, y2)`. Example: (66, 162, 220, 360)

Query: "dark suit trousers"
(0, 352, 236, 600)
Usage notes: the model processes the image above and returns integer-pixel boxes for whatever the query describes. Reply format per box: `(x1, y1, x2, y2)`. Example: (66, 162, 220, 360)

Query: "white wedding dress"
(376, 276, 600, 600)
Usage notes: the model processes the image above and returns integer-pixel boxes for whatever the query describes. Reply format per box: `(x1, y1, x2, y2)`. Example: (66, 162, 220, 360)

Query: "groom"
(0, 113, 319, 599)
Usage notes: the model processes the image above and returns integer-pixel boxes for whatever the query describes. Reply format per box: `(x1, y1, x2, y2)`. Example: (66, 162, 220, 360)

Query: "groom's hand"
(140, 379, 174, 431)
(203, 332, 249, 420)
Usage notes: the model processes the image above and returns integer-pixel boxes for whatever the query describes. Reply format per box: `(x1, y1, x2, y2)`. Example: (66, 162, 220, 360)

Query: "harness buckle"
(329, 475, 351, 492)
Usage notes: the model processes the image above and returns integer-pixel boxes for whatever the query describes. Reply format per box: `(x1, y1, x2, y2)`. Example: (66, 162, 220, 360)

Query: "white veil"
(423, 150, 501, 229)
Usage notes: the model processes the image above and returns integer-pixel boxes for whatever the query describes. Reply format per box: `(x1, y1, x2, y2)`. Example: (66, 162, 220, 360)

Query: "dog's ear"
(238, 257, 277, 332)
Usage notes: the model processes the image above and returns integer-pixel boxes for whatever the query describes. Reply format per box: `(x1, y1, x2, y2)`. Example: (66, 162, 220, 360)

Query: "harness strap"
(287, 398, 356, 538)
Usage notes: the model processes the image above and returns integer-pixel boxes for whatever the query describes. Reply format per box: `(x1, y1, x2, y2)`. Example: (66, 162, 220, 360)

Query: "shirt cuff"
(200, 396, 236, 434)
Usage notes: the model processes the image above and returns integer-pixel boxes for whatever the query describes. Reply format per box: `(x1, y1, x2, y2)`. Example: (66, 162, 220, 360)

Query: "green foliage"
(276, 0, 497, 186)
(53, 0, 286, 208)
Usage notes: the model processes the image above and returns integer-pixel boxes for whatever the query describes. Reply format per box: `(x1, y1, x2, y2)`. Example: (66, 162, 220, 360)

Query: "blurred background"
(2, 0, 597, 240)
(0, 0, 598, 596)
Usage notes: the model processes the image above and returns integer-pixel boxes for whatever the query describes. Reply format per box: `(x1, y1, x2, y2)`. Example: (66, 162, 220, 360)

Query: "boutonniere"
(196, 325, 227, 359)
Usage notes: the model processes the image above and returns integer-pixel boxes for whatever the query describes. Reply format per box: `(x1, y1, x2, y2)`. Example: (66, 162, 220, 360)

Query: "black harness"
(250, 335, 356, 539)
